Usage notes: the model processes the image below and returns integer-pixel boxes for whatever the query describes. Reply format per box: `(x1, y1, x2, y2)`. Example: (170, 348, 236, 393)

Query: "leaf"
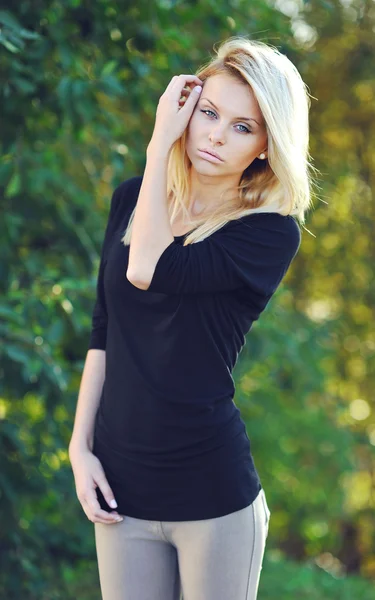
(0, 10, 23, 32)
(13, 76, 37, 94)
(97, 74, 125, 96)
(0, 160, 13, 185)
(56, 76, 72, 108)
(19, 28, 41, 41)
(102, 60, 118, 76)
(0, 34, 21, 53)
(71, 79, 86, 99)
(0, 304, 24, 324)
(5, 171, 21, 197)
(5, 344, 30, 365)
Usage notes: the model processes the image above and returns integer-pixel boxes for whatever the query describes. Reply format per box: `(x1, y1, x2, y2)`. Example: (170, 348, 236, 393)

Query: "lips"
(197, 149, 224, 162)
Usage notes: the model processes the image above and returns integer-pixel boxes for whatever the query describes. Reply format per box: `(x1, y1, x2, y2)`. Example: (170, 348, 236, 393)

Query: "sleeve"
(88, 176, 141, 350)
(146, 215, 301, 296)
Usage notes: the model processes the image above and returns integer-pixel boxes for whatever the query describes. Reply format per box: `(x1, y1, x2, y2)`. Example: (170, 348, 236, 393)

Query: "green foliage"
(259, 553, 375, 599)
(1, 0, 374, 596)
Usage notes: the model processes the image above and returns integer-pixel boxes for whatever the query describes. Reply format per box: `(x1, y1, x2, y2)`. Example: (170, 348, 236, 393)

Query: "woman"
(69, 36, 314, 600)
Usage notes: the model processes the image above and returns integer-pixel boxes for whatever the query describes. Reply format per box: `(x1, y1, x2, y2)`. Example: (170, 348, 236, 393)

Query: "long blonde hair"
(122, 36, 318, 247)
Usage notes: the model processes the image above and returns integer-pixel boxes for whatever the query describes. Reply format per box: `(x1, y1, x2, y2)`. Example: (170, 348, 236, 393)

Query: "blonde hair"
(122, 36, 318, 247)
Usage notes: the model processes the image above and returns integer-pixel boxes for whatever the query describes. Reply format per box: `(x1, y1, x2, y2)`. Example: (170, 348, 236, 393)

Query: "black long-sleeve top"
(90, 174, 301, 521)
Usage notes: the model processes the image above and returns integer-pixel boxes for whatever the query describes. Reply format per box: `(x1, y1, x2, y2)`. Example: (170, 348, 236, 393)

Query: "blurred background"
(1, 1, 374, 598)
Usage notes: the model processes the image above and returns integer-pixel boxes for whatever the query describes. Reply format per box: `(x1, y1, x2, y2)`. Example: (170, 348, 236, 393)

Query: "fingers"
(170, 74, 203, 87)
(95, 473, 119, 511)
(77, 465, 124, 524)
(168, 74, 203, 98)
(178, 83, 202, 113)
(152, 73, 204, 147)
(72, 449, 124, 525)
(170, 75, 203, 110)
(178, 87, 191, 106)
(178, 83, 198, 104)
(80, 488, 124, 524)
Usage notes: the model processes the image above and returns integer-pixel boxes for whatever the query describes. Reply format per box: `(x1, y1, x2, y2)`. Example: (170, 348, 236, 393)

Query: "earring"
(259, 153, 266, 160)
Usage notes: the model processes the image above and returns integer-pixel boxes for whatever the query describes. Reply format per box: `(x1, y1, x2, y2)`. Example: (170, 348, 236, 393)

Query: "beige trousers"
(94, 488, 271, 600)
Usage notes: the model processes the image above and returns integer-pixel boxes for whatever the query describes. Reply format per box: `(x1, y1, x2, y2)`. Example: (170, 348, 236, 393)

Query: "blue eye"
(200, 109, 251, 134)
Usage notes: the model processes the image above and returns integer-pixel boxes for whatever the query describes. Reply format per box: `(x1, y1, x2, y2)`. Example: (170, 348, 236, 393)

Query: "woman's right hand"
(69, 446, 124, 524)
(149, 74, 203, 151)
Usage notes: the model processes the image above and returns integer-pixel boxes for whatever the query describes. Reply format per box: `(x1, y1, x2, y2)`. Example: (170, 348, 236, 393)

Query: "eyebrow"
(201, 98, 261, 126)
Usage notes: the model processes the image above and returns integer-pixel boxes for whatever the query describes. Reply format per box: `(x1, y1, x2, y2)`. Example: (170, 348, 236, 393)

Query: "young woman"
(69, 36, 314, 600)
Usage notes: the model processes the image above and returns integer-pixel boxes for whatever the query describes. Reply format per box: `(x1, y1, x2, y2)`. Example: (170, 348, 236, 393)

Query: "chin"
(190, 159, 218, 174)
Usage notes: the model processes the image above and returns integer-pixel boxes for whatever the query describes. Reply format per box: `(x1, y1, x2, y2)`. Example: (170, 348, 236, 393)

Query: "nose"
(209, 127, 225, 145)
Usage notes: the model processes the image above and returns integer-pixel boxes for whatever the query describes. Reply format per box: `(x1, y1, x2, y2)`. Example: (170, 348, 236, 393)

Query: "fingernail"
(110, 499, 118, 508)
(194, 85, 202, 93)
(115, 516, 123, 522)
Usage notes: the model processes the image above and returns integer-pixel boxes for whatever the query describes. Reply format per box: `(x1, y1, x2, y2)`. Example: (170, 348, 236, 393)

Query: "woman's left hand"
(148, 74, 203, 154)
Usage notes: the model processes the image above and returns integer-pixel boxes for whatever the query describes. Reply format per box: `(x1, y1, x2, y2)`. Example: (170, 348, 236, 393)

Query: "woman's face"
(185, 73, 268, 178)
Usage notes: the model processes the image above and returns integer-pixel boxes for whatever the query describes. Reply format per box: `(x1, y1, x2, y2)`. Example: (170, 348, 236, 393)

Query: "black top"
(90, 175, 301, 521)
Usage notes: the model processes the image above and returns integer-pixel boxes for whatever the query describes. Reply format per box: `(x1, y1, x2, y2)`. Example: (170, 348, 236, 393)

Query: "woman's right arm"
(68, 348, 105, 454)
(68, 350, 123, 523)
(68, 179, 138, 523)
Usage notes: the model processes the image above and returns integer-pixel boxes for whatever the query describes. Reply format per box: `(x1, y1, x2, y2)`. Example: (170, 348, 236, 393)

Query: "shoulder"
(237, 212, 299, 241)
(219, 212, 301, 264)
(115, 175, 143, 203)
(109, 175, 143, 218)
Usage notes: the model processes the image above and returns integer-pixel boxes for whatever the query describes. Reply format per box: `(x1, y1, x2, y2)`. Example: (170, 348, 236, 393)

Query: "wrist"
(69, 435, 93, 456)
(147, 136, 172, 160)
